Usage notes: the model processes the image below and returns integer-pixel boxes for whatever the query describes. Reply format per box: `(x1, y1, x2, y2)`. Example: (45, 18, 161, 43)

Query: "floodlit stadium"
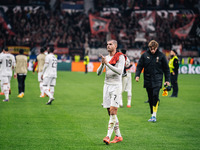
(0, 0, 200, 149)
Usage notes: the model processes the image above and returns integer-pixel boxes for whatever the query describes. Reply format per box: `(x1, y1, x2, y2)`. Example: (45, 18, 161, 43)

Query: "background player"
(121, 49, 133, 108)
(0, 47, 15, 102)
(41, 47, 57, 105)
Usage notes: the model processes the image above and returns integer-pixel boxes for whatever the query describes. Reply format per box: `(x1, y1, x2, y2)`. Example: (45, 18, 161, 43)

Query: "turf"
(0, 72, 200, 150)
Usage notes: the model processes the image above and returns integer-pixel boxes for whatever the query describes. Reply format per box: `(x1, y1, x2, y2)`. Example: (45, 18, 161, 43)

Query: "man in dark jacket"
(135, 40, 170, 122)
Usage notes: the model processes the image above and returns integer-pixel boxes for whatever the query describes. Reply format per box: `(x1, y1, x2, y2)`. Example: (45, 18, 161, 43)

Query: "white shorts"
(43, 77, 56, 87)
(38, 72, 43, 82)
(122, 72, 132, 94)
(1, 76, 11, 84)
(103, 84, 121, 108)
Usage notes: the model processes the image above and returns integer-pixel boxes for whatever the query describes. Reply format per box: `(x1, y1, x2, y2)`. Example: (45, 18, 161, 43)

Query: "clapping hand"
(100, 54, 108, 65)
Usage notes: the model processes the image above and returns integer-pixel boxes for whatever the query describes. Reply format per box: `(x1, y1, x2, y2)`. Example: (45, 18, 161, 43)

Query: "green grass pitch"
(0, 71, 200, 150)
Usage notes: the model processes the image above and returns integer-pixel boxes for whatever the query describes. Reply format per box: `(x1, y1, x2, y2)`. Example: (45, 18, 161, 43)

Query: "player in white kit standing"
(97, 40, 125, 145)
(0, 48, 15, 102)
(41, 47, 57, 105)
(121, 49, 132, 108)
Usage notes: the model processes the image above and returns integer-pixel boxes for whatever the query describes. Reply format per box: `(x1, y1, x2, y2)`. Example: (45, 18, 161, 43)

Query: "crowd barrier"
(59, 62, 200, 74)
(29, 60, 200, 74)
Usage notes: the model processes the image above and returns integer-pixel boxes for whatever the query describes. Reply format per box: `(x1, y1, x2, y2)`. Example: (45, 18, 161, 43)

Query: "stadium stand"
(0, 0, 200, 58)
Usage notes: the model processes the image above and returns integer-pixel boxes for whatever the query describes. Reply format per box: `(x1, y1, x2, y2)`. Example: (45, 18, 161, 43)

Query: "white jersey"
(43, 53, 57, 78)
(0, 52, 3, 77)
(97, 55, 125, 85)
(0, 53, 15, 77)
(125, 57, 131, 73)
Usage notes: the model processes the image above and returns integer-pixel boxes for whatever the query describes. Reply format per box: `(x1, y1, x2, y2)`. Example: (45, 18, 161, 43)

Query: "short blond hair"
(148, 40, 159, 49)
(107, 39, 118, 48)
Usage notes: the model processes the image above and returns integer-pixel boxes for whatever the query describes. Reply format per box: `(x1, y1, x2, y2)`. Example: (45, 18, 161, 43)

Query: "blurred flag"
(0, 8, 15, 35)
(89, 14, 111, 35)
(138, 11, 156, 32)
(174, 17, 195, 39)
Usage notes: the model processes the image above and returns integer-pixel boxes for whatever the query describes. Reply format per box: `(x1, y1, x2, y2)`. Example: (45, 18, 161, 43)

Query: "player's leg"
(104, 106, 117, 144)
(0, 79, 4, 95)
(8, 76, 11, 94)
(119, 83, 123, 107)
(43, 77, 54, 105)
(126, 73, 132, 107)
(43, 77, 51, 97)
(105, 107, 121, 138)
(46, 78, 56, 105)
(2, 77, 9, 102)
(110, 86, 123, 143)
(103, 84, 111, 144)
(49, 78, 56, 97)
(38, 72, 45, 97)
(39, 81, 45, 97)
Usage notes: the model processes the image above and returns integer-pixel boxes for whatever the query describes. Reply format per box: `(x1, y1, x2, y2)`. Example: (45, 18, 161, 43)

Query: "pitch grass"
(0, 72, 200, 150)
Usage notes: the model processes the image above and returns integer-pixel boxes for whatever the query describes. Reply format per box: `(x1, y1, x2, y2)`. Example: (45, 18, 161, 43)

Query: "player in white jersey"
(41, 47, 57, 105)
(121, 49, 132, 108)
(0, 47, 15, 102)
(97, 40, 125, 145)
(0, 48, 4, 95)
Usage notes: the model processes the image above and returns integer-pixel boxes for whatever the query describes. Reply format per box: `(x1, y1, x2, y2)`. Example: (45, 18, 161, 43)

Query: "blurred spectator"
(0, 0, 199, 54)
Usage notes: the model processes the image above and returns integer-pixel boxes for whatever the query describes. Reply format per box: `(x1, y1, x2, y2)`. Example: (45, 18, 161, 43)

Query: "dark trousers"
(146, 87, 160, 114)
(17, 74, 26, 94)
(85, 64, 88, 73)
(170, 73, 178, 97)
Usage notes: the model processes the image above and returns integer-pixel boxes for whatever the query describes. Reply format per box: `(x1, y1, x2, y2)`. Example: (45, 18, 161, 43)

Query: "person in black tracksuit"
(135, 40, 170, 122)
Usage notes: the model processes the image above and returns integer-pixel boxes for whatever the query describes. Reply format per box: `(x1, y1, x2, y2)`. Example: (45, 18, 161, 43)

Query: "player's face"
(107, 41, 116, 52)
(149, 47, 157, 54)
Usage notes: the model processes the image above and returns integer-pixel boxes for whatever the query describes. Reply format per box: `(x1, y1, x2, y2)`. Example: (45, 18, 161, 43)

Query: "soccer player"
(121, 49, 132, 108)
(0, 48, 4, 95)
(35, 47, 47, 97)
(41, 47, 57, 105)
(135, 40, 170, 122)
(14, 49, 28, 98)
(97, 40, 125, 144)
(0, 47, 15, 102)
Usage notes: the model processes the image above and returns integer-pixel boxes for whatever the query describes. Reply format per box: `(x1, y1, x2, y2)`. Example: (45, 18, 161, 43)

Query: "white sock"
(44, 86, 53, 99)
(3, 84, 9, 99)
(107, 115, 117, 139)
(127, 95, 131, 105)
(114, 116, 121, 137)
(119, 94, 123, 106)
(40, 82, 44, 95)
(50, 86, 54, 97)
(8, 83, 11, 89)
(152, 112, 156, 117)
